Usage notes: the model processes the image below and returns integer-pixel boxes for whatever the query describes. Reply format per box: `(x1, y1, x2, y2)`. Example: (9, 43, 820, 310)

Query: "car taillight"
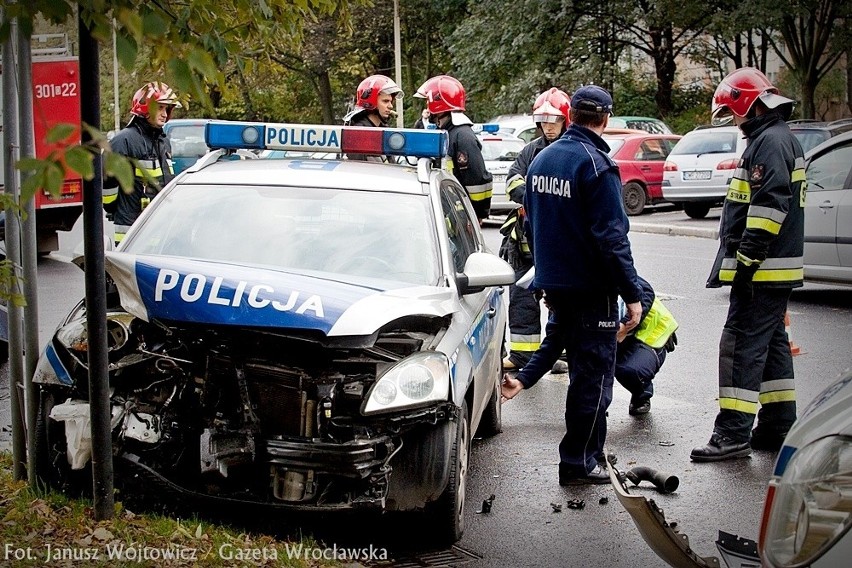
(716, 159, 738, 170)
(663, 161, 678, 171)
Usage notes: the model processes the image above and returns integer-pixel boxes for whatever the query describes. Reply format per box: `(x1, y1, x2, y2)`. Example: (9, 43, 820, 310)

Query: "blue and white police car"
(32, 122, 515, 545)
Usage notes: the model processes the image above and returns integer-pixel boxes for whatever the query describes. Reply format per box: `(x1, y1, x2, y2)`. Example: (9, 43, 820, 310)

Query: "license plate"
(683, 170, 712, 181)
(492, 174, 507, 183)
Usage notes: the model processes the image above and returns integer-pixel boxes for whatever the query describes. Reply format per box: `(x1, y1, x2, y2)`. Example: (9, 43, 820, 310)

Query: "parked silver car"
(610, 368, 852, 567)
(662, 126, 747, 219)
(474, 125, 526, 214)
(803, 130, 852, 285)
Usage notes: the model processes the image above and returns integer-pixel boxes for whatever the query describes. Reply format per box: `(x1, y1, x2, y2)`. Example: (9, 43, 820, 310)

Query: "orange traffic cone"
(785, 311, 802, 356)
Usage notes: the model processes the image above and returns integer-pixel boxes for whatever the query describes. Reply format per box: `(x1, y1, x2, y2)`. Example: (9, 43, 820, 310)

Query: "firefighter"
(414, 75, 493, 223)
(343, 74, 403, 162)
(501, 88, 571, 372)
(615, 276, 678, 416)
(691, 68, 805, 462)
(104, 81, 181, 244)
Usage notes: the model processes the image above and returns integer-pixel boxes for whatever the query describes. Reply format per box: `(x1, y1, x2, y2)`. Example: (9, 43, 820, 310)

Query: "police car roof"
(182, 156, 428, 194)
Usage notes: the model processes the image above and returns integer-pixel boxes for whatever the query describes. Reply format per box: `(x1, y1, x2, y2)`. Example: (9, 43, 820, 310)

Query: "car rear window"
(670, 131, 738, 155)
(480, 138, 525, 161)
(792, 130, 830, 154)
(167, 124, 208, 158)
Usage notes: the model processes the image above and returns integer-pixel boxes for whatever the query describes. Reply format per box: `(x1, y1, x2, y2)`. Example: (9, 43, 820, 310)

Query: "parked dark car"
(789, 119, 852, 154)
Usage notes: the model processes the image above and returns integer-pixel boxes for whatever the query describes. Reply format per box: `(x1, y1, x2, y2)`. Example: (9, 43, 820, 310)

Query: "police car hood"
(104, 252, 458, 336)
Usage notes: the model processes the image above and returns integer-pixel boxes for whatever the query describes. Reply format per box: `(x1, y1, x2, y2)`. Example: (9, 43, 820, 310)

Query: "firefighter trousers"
(714, 286, 796, 443)
(507, 262, 541, 367)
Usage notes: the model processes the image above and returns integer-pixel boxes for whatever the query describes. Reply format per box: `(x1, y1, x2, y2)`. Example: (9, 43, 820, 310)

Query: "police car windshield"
(122, 184, 441, 286)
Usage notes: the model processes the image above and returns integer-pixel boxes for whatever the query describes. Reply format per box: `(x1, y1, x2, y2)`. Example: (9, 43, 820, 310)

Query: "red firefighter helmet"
(414, 75, 466, 114)
(533, 87, 571, 124)
(711, 67, 795, 125)
(130, 81, 182, 119)
(353, 74, 403, 112)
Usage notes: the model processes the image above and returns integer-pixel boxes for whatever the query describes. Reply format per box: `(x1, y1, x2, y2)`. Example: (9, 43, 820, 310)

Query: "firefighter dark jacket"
(445, 113, 493, 220)
(103, 117, 174, 227)
(707, 113, 805, 289)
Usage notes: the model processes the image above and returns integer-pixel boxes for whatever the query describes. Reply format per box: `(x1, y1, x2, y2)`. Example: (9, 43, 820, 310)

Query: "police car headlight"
(762, 436, 852, 567)
(362, 352, 450, 415)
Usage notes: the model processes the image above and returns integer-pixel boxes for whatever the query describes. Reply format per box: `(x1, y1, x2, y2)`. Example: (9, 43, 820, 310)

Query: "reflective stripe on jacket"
(707, 114, 805, 289)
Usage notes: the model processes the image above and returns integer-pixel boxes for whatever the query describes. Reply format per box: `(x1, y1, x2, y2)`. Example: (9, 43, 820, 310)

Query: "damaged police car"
(33, 122, 515, 545)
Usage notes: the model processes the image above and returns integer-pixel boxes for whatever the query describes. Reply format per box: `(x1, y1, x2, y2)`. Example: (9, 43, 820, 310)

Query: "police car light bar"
(472, 123, 500, 134)
(205, 121, 448, 159)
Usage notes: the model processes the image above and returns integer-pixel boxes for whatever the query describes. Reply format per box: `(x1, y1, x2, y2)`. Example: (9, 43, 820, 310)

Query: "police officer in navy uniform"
(104, 81, 181, 244)
(415, 75, 493, 223)
(615, 276, 678, 416)
(501, 88, 571, 372)
(501, 85, 643, 485)
(343, 74, 403, 162)
(691, 68, 805, 462)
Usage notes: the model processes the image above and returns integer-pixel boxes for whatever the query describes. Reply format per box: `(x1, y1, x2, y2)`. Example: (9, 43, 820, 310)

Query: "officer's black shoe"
(629, 400, 651, 416)
(690, 433, 751, 462)
(559, 463, 611, 486)
(750, 429, 788, 452)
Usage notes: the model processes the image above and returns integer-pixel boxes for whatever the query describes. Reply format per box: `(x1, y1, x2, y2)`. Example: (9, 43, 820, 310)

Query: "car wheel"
(476, 367, 502, 438)
(683, 203, 711, 219)
(427, 399, 470, 545)
(34, 388, 86, 494)
(622, 182, 647, 216)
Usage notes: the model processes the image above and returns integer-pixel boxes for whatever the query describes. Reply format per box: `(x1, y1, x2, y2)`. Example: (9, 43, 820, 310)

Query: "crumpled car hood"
(105, 252, 458, 336)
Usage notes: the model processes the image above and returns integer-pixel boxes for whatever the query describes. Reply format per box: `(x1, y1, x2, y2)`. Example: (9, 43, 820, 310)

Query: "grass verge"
(0, 452, 347, 567)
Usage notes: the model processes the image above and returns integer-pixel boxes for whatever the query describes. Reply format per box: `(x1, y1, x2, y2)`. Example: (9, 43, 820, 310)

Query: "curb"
(630, 222, 719, 240)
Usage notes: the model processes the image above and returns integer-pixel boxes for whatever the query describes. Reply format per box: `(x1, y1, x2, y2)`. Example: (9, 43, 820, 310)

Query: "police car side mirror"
(456, 252, 516, 295)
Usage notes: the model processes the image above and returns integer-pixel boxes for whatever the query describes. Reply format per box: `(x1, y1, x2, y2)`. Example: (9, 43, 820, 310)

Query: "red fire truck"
(1, 55, 83, 253)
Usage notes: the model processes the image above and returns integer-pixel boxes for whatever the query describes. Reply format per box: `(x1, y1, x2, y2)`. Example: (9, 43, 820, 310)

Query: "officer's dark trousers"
(615, 340, 666, 404)
(518, 291, 617, 477)
(714, 286, 796, 443)
(507, 263, 541, 366)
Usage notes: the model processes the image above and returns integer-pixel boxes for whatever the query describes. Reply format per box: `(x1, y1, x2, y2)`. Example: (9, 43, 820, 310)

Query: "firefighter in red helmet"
(692, 67, 805, 462)
(343, 74, 403, 161)
(501, 87, 571, 372)
(103, 81, 182, 243)
(415, 75, 493, 223)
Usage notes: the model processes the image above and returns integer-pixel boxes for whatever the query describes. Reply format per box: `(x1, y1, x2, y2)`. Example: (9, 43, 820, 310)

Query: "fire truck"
(0, 37, 83, 254)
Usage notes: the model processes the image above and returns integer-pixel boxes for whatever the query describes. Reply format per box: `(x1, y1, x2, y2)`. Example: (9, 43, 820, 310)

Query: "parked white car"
(473, 125, 526, 214)
(662, 126, 747, 219)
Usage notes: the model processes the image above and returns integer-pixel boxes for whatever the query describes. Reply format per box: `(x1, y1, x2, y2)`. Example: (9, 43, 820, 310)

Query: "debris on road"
(550, 502, 562, 513)
(476, 494, 495, 514)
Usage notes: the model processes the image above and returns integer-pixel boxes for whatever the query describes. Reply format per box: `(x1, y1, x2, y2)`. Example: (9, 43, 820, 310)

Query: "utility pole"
(79, 10, 114, 520)
(393, 0, 404, 128)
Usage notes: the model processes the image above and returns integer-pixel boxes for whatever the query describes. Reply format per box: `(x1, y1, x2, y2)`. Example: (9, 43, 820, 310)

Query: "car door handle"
(819, 201, 835, 210)
(487, 307, 497, 319)
(641, 166, 652, 171)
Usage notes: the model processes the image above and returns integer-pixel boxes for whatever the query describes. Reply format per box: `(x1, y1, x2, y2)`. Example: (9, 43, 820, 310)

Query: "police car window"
(123, 184, 440, 286)
(806, 143, 852, 192)
(440, 183, 478, 272)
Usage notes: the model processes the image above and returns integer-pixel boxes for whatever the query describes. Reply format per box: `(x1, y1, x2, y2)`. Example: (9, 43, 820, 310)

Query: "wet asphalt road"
(1, 206, 851, 567)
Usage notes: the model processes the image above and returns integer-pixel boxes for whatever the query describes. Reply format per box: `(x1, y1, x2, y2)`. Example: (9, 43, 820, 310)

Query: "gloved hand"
(665, 331, 677, 353)
(732, 261, 759, 298)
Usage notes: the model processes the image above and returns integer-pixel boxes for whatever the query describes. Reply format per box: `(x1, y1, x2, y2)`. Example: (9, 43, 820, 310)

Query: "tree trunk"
(316, 70, 334, 125)
(651, 25, 676, 117)
(847, 47, 852, 115)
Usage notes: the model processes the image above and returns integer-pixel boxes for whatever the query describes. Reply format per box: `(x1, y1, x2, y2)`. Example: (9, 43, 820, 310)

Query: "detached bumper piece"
(606, 455, 721, 568)
(715, 532, 760, 568)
